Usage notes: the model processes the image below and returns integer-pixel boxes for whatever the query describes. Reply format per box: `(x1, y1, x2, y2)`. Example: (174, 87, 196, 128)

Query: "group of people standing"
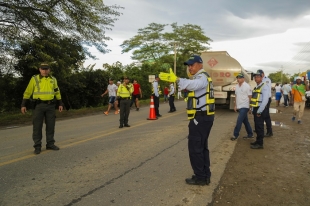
(20, 58, 309, 191)
(232, 69, 309, 150)
(231, 70, 272, 149)
(272, 77, 308, 124)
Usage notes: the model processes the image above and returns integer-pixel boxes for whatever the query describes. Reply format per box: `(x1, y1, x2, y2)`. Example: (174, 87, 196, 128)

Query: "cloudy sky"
(85, 0, 310, 75)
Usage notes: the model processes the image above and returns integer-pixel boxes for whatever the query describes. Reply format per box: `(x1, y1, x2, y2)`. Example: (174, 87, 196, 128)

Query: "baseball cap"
(117, 81, 121, 84)
(296, 76, 302, 80)
(236, 73, 244, 78)
(257, 69, 264, 74)
(40, 63, 50, 70)
(253, 71, 263, 77)
(184, 55, 203, 65)
(155, 74, 160, 78)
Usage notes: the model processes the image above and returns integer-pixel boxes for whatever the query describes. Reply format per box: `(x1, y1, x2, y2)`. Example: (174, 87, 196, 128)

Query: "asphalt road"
(0, 100, 238, 206)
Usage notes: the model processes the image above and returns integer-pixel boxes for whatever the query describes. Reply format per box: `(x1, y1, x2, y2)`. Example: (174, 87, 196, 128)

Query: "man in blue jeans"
(231, 73, 253, 140)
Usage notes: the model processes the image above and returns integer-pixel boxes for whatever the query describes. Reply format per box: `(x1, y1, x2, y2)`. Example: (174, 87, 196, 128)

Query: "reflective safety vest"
(117, 83, 133, 98)
(152, 82, 162, 95)
(187, 72, 215, 119)
(23, 74, 61, 101)
(250, 83, 265, 107)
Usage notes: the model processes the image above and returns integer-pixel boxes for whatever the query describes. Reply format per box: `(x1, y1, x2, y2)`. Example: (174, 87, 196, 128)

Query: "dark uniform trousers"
(32, 103, 56, 148)
(168, 95, 176, 112)
(253, 107, 268, 145)
(188, 114, 214, 180)
(119, 98, 131, 125)
(152, 94, 160, 116)
(264, 98, 272, 134)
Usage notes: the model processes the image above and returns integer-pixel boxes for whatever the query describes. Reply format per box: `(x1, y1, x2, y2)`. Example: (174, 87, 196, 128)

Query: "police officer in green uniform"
(117, 77, 133, 128)
(249, 71, 269, 149)
(21, 63, 63, 154)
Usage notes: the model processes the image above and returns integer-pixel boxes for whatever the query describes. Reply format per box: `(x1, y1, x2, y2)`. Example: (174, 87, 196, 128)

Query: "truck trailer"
(198, 51, 255, 109)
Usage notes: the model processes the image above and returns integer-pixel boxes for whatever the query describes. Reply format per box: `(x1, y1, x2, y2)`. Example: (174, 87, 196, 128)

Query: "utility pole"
(174, 42, 177, 78)
(281, 65, 283, 85)
(172, 42, 178, 89)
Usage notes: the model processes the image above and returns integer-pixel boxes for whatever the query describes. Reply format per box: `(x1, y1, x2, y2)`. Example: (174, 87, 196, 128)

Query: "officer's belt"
(37, 100, 55, 104)
(120, 97, 130, 100)
(195, 111, 208, 116)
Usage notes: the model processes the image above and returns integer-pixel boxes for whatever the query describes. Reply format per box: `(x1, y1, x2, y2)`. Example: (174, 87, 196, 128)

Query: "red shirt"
(132, 83, 141, 95)
(164, 87, 169, 95)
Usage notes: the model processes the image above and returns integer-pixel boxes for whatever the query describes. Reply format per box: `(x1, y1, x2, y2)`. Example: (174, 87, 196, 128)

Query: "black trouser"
(119, 99, 131, 126)
(169, 95, 176, 111)
(253, 107, 268, 145)
(152, 94, 160, 116)
(188, 115, 214, 180)
(130, 97, 136, 108)
(32, 103, 56, 148)
(264, 98, 272, 134)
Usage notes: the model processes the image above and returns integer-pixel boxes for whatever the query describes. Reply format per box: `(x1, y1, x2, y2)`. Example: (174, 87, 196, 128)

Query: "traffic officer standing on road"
(117, 77, 133, 128)
(249, 71, 269, 149)
(159, 56, 215, 186)
(21, 63, 63, 154)
(168, 82, 176, 113)
(257, 69, 273, 137)
(152, 74, 162, 118)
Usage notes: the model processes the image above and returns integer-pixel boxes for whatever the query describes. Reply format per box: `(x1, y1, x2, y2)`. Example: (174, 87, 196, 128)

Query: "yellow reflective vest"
(250, 83, 265, 107)
(151, 82, 162, 95)
(187, 72, 215, 119)
(23, 74, 61, 101)
(117, 83, 133, 98)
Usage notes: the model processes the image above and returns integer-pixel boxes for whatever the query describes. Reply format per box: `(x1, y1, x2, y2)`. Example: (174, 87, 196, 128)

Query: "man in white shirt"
(177, 86, 183, 99)
(281, 82, 291, 107)
(231, 73, 253, 140)
(152, 75, 161, 117)
(101, 79, 119, 115)
(168, 82, 176, 112)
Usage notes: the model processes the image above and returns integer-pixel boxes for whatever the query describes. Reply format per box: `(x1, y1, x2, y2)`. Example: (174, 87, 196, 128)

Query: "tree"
(0, 0, 122, 71)
(268, 71, 290, 84)
(120, 22, 212, 77)
(120, 23, 168, 62)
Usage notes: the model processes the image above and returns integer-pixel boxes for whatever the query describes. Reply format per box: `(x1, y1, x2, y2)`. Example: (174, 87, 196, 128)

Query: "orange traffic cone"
(147, 96, 157, 120)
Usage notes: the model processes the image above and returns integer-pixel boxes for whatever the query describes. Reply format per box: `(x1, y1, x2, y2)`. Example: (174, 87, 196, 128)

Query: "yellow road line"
(0, 111, 182, 167)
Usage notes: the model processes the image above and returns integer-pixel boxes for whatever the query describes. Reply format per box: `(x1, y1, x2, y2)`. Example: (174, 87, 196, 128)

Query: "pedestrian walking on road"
(275, 83, 282, 107)
(249, 71, 270, 149)
(130, 79, 142, 111)
(164, 86, 169, 103)
(102, 79, 119, 115)
(168, 82, 176, 112)
(159, 55, 215, 186)
(21, 63, 63, 154)
(117, 77, 133, 128)
(231, 73, 253, 141)
(281, 82, 291, 107)
(291, 77, 309, 124)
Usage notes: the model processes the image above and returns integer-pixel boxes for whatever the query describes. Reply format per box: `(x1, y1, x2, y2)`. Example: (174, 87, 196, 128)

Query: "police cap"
(40, 63, 50, 70)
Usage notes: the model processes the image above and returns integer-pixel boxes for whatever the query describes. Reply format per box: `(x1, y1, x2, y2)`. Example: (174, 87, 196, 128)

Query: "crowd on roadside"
(231, 73, 309, 150)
